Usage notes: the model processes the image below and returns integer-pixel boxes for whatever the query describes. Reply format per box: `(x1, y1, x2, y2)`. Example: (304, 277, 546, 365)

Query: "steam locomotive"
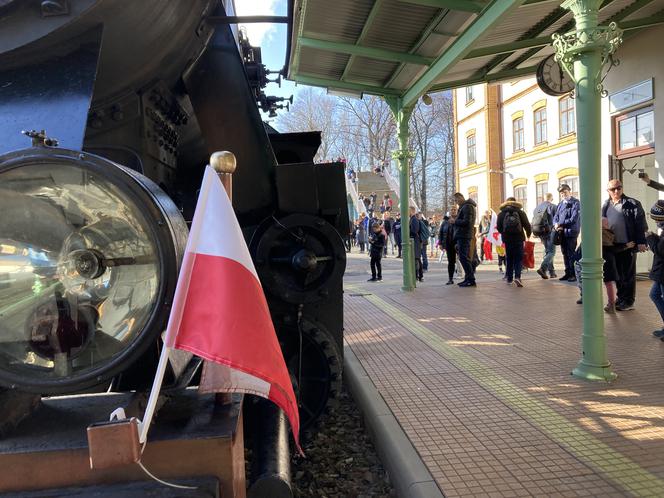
(0, 0, 347, 444)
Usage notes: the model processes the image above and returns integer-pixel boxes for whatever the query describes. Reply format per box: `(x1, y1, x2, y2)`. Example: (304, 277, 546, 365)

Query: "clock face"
(536, 55, 575, 96)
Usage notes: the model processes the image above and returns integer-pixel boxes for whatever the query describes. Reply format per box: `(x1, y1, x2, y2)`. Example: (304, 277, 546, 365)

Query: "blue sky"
(235, 0, 299, 122)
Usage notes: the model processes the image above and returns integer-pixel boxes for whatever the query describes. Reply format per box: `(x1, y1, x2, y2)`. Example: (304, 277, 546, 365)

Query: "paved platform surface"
(344, 248, 664, 497)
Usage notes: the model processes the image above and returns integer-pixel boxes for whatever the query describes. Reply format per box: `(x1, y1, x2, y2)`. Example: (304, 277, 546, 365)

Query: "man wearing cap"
(553, 184, 581, 281)
(601, 179, 648, 311)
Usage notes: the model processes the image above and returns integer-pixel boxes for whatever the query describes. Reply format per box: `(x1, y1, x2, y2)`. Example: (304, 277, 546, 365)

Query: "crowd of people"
(352, 175, 664, 336)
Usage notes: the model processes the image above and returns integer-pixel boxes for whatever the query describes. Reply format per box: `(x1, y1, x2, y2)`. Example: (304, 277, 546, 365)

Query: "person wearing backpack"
(532, 192, 558, 279)
(497, 197, 532, 287)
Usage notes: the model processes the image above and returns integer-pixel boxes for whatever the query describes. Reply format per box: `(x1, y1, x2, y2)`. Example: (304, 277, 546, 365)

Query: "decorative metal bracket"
(391, 149, 415, 170)
(22, 129, 59, 147)
(552, 22, 623, 96)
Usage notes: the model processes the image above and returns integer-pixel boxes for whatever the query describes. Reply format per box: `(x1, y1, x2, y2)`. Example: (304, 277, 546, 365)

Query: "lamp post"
(385, 97, 416, 291)
(553, 0, 622, 381)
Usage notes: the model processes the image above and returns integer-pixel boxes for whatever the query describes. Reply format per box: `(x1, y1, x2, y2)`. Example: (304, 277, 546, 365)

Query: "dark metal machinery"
(0, 0, 348, 494)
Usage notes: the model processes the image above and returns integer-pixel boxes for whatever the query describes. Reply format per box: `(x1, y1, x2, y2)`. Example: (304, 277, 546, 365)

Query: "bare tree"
(277, 86, 340, 162)
(276, 87, 454, 215)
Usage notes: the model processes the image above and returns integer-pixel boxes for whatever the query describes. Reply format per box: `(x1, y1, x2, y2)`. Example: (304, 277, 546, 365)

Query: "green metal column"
(554, 0, 622, 381)
(386, 97, 416, 291)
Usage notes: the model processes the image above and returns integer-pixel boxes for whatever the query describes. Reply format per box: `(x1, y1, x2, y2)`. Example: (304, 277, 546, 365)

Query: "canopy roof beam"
(298, 37, 434, 65)
(289, 74, 402, 96)
(397, 0, 486, 13)
(401, 0, 527, 107)
(339, 0, 386, 81)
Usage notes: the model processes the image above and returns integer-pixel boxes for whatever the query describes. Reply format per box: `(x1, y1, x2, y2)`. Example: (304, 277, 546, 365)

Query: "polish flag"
(162, 166, 300, 450)
(488, 210, 503, 247)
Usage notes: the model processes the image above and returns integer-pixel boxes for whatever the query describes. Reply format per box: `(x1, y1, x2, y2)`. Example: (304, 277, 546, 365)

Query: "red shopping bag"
(483, 238, 493, 261)
(522, 240, 535, 269)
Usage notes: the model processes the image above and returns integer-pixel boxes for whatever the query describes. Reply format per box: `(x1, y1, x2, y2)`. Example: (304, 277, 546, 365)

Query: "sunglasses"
(608, 186, 623, 192)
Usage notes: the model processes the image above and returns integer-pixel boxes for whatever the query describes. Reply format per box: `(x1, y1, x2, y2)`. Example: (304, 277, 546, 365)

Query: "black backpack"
(531, 204, 551, 236)
(503, 210, 522, 236)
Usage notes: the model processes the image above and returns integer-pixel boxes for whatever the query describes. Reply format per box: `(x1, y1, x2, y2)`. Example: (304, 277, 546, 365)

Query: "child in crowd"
(646, 200, 664, 338)
(367, 223, 385, 282)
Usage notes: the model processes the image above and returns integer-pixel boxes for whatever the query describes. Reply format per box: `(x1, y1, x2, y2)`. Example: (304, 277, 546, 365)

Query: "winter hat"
(650, 200, 664, 221)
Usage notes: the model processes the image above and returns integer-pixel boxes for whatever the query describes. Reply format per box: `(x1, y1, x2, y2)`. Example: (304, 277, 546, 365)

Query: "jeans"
(370, 255, 382, 279)
(455, 238, 475, 283)
(421, 244, 428, 270)
(561, 235, 578, 276)
(505, 241, 524, 281)
(539, 232, 556, 272)
(615, 249, 637, 305)
(649, 282, 664, 323)
(446, 244, 457, 281)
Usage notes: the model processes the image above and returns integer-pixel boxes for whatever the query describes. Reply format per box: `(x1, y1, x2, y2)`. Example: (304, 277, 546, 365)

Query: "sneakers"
(506, 280, 513, 285)
(446, 280, 454, 285)
(514, 278, 524, 287)
(604, 303, 616, 314)
(377, 277, 383, 282)
(536, 268, 548, 279)
(616, 302, 635, 311)
(417, 277, 424, 282)
(567, 276, 577, 282)
(367, 278, 377, 282)
(549, 271, 558, 278)
(653, 329, 664, 338)
(576, 297, 583, 304)
(458, 281, 476, 287)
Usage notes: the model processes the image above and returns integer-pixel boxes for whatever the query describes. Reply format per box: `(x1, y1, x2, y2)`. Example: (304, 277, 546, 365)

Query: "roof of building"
(288, 0, 664, 105)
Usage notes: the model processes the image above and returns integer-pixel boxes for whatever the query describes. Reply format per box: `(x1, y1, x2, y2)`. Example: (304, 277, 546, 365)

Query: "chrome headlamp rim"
(0, 147, 187, 394)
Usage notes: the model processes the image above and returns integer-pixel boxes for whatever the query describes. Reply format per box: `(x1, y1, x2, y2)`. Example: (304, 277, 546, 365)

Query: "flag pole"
(139, 344, 172, 443)
(200, 150, 238, 405)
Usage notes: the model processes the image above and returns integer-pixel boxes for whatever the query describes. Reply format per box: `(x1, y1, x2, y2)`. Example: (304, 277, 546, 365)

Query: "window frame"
(534, 107, 547, 145)
(466, 133, 477, 165)
(614, 105, 655, 159)
(536, 181, 548, 205)
(559, 96, 575, 137)
(512, 117, 525, 153)
(514, 185, 527, 213)
(465, 86, 474, 104)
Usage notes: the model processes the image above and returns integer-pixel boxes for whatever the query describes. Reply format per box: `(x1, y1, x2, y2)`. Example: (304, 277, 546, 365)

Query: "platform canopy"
(287, 0, 664, 105)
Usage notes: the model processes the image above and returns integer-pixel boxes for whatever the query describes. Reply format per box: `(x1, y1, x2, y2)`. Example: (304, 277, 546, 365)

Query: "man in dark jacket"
(393, 214, 402, 258)
(553, 184, 580, 281)
(438, 209, 457, 285)
(601, 179, 648, 311)
(497, 197, 532, 287)
(409, 206, 423, 282)
(453, 192, 477, 287)
(532, 192, 557, 279)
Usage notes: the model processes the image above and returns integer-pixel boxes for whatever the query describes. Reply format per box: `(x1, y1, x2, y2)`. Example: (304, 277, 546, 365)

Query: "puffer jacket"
(453, 199, 477, 240)
(496, 200, 532, 243)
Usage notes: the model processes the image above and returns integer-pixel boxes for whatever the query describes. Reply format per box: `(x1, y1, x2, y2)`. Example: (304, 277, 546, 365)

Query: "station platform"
(343, 249, 664, 497)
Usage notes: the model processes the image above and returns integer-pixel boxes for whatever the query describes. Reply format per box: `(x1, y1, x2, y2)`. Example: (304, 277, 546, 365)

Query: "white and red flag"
(488, 210, 503, 247)
(140, 166, 301, 452)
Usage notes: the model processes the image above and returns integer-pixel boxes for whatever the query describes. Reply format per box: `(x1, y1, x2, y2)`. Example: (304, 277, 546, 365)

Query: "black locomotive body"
(0, 0, 347, 434)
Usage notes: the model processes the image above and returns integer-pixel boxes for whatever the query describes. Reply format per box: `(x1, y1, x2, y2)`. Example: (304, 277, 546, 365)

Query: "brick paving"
(344, 247, 664, 497)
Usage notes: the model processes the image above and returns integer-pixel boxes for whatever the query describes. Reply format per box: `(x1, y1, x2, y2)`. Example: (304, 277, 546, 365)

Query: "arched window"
(534, 107, 547, 145)
(513, 117, 524, 152)
(559, 96, 575, 136)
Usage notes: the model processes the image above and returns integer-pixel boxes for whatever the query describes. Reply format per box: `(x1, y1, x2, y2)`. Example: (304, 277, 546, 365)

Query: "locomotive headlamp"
(0, 148, 187, 394)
